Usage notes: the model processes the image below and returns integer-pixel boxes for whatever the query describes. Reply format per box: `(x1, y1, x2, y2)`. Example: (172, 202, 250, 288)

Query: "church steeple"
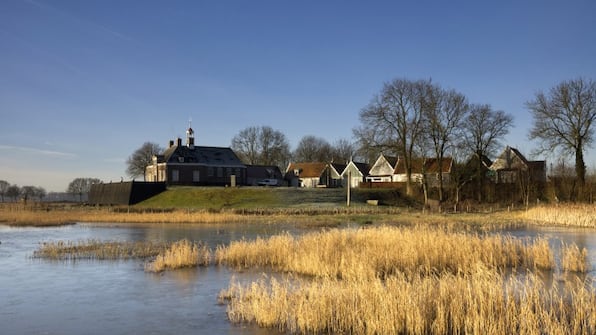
(186, 119, 195, 149)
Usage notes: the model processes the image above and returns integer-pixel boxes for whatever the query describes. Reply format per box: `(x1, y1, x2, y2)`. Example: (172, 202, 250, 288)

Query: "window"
(226, 167, 232, 176)
(208, 167, 214, 177)
(172, 169, 179, 182)
(217, 167, 223, 178)
(193, 170, 200, 182)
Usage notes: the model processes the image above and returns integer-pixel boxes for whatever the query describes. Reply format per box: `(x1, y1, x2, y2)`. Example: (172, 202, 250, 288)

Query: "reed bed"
(145, 239, 210, 272)
(33, 239, 169, 260)
(1, 203, 521, 228)
(520, 204, 596, 228)
(0, 207, 256, 226)
(562, 242, 592, 273)
(221, 267, 596, 335)
(216, 226, 560, 279)
(218, 226, 595, 333)
(35, 238, 211, 272)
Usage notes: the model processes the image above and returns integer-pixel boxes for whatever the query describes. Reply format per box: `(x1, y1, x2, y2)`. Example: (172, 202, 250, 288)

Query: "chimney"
(169, 140, 174, 148)
(177, 138, 182, 147)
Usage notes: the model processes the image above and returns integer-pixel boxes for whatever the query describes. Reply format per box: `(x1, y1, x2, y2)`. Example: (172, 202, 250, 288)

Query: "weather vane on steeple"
(186, 117, 195, 148)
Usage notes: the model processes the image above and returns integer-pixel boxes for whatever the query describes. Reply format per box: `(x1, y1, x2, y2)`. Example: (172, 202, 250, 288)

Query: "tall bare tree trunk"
(575, 143, 586, 200)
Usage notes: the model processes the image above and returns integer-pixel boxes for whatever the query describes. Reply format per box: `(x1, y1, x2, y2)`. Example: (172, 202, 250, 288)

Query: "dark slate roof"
(354, 162, 370, 174)
(384, 155, 398, 168)
(161, 145, 245, 167)
(329, 163, 347, 175)
(246, 165, 283, 179)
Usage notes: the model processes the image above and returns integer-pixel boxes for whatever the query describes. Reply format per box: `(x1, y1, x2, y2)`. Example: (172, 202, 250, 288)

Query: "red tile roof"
(286, 162, 328, 178)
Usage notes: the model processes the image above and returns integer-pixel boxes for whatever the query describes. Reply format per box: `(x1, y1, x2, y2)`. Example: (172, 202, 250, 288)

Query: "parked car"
(257, 178, 279, 186)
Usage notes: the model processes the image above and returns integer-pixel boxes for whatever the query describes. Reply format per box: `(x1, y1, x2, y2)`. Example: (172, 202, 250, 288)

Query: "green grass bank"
(137, 186, 416, 210)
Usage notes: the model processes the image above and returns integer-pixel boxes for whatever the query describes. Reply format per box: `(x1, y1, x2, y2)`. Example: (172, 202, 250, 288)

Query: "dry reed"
(216, 226, 557, 279)
(221, 266, 596, 335)
(33, 239, 169, 260)
(1, 203, 521, 227)
(145, 239, 210, 272)
(520, 204, 596, 228)
(218, 226, 595, 333)
(1, 206, 253, 226)
(562, 242, 592, 273)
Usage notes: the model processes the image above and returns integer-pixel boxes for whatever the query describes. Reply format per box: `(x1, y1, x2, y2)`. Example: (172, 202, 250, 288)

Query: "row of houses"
(288, 147, 546, 189)
(145, 125, 546, 189)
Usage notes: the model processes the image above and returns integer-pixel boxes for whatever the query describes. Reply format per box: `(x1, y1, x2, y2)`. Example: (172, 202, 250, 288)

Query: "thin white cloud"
(24, 0, 132, 41)
(0, 144, 76, 157)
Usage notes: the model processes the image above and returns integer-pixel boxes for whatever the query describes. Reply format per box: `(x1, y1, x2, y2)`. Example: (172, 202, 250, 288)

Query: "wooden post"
(347, 171, 351, 207)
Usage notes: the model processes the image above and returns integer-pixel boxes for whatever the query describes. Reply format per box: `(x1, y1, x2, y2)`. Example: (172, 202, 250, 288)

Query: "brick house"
(489, 146, 546, 184)
(145, 126, 246, 186)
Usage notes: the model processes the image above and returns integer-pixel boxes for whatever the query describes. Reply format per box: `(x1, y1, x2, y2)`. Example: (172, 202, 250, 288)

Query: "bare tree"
(231, 126, 259, 164)
(20, 186, 37, 205)
(6, 184, 20, 202)
(462, 104, 513, 159)
(0, 180, 9, 202)
(67, 178, 102, 202)
(258, 126, 291, 167)
(355, 78, 429, 195)
(527, 78, 596, 188)
(461, 104, 514, 201)
(330, 139, 356, 163)
(353, 126, 388, 164)
(423, 85, 469, 201)
(293, 135, 333, 162)
(34, 186, 47, 202)
(231, 126, 291, 169)
(126, 142, 163, 180)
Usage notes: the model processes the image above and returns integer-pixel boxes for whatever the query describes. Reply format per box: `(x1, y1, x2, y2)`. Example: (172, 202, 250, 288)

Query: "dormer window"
(178, 157, 184, 163)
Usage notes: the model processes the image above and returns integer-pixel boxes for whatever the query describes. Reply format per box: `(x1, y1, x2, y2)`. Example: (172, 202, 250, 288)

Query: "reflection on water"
(0, 223, 294, 335)
(0, 222, 595, 335)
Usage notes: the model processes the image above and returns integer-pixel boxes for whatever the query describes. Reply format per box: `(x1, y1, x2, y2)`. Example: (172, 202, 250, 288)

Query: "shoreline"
(1, 203, 594, 228)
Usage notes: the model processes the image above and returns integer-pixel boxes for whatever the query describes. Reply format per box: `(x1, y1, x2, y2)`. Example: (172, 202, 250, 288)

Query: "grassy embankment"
(217, 225, 595, 334)
(0, 187, 424, 227)
(2, 187, 595, 228)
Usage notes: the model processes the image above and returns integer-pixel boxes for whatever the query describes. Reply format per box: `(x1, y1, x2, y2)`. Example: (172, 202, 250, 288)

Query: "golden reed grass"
(1, 206, 381, 226)
(145, 239, 210, 272)
(520, 204, 596, 228)
(0, 205, 252, 226)
(217, 226, 595, 334)
(34, 239, 211, 272)
(216, 226, 561, 279)
(1, 203, 519, 227)
(562, 242, 592, 273)
(33, 239, 169, 260)
(221, 266, 596, 335)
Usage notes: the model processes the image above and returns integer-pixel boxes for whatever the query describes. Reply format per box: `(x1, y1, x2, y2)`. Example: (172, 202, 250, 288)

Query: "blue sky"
(1, 0, 595, 192)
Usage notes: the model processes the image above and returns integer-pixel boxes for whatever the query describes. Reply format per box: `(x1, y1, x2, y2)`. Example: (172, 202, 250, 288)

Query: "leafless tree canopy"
(422, 86, 469, 200)
(126, 142, 163, 179)
(330, 139, 356, 163)
(527, 78, 596, 185)
(0, 180, 9, 202)
(354, 78, 430, 195)
(293, 135, 333, 162)
(67, 177, 102, 201)
(462, 104, 514, 160)
(231, 126, 291, 168)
